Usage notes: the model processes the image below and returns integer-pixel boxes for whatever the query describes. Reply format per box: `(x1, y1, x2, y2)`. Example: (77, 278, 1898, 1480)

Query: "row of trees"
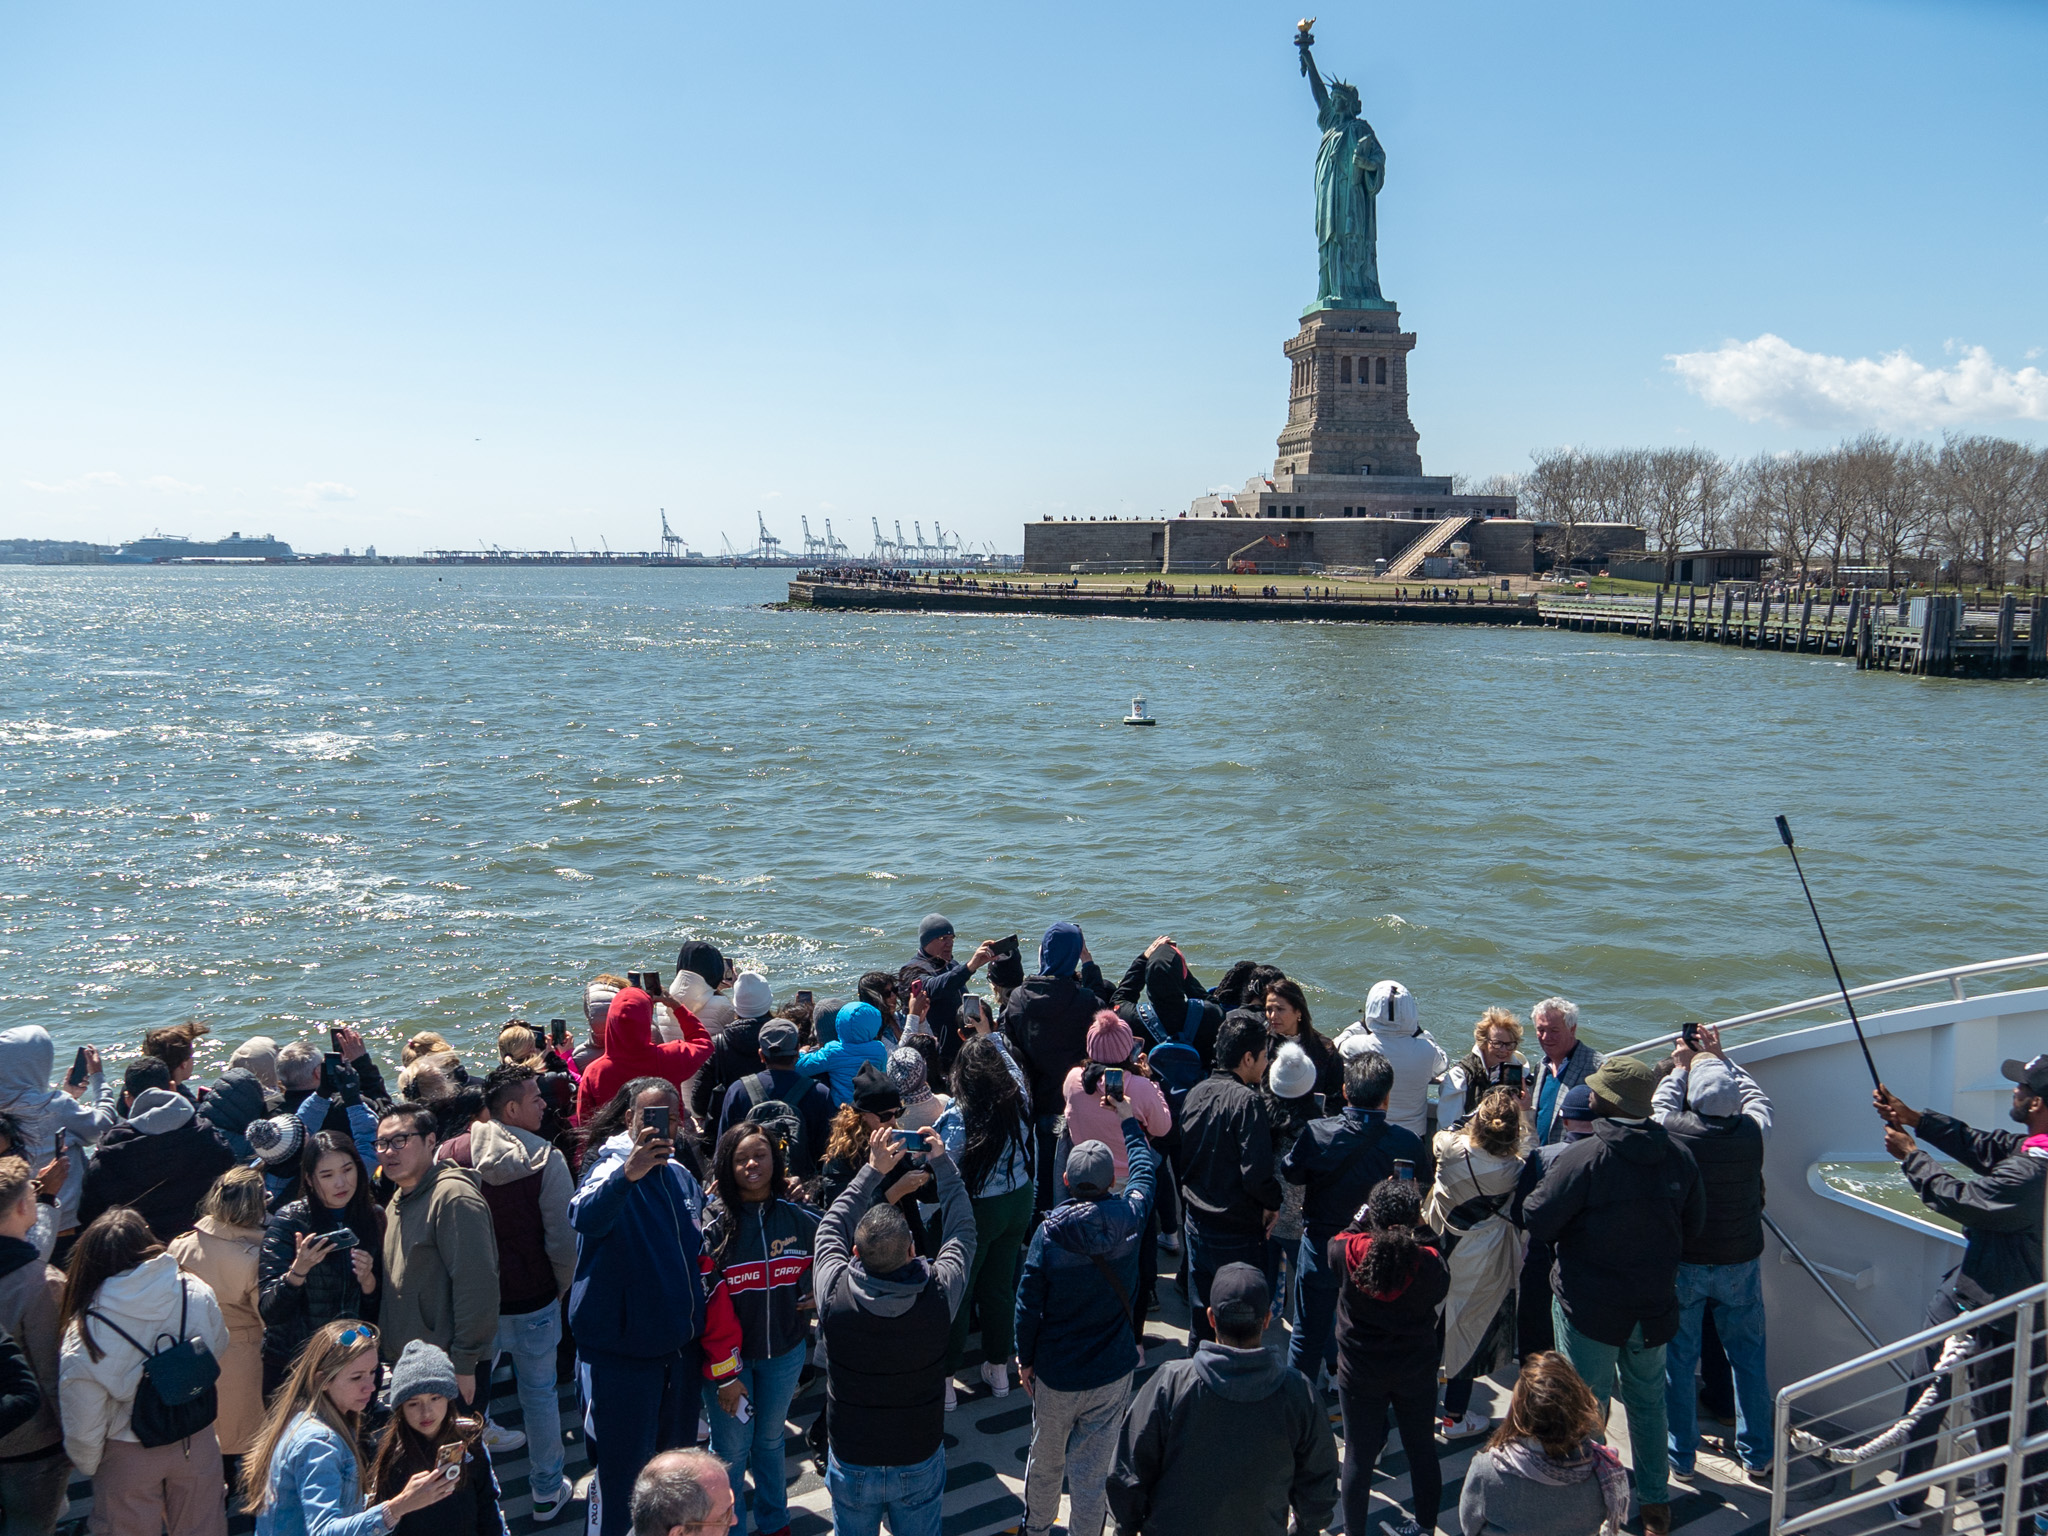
(1462, 434, 2048, 585)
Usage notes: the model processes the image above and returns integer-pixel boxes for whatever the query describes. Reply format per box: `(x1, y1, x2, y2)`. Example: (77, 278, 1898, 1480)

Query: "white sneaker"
(944, 1378, 958, 1412)
(481, 1421, 526, 1455)
(981, 1360, 1010, 1397)
(530, 1486, 572, 1524)
(1438, 1409, 1490, 1439)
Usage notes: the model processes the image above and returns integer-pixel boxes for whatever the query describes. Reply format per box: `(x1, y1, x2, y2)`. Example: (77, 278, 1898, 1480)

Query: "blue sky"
(3, 1, 2044, 555)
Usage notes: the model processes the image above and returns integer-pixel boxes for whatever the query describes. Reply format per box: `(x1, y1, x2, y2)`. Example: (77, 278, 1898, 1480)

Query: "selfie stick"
(1775, 815, 1881, 1091)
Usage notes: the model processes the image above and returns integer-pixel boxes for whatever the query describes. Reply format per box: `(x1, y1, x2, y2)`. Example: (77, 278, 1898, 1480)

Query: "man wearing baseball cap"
(1873, 1055, 2048, 1527)
(1107, 1262, 1336, 1536)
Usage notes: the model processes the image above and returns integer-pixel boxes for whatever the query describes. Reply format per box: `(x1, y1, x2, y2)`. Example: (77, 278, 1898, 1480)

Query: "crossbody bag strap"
(83, 1309, 153, 1360)
(1086, 1254, 1135, 1334)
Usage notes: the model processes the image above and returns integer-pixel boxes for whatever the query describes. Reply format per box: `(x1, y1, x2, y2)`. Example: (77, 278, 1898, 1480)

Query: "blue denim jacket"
(256, 1413, 386, 1536)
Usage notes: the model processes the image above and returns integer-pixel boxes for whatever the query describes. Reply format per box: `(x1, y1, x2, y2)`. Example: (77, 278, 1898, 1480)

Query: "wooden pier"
(1538, 589, 2046, 677)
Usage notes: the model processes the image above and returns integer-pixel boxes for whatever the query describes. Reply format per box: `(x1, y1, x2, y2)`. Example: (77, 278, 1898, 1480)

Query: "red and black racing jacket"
(701, 1195, 823, 1361)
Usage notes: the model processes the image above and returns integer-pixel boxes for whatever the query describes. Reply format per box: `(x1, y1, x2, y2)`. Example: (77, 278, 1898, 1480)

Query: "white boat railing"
(1770, 1276, 2047, 1536)
(1613, 951, 2048, 1058)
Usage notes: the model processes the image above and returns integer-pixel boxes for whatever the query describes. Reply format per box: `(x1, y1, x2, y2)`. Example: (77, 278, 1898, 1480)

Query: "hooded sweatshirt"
(0, 1233, 64, 1458)
(1107, 1339, 1339, 1536)
(77, 1086, 238, 1243)
(793, 1002, 891, 1109)
(1016, 1120, 1156, 1392)
(0, 1025, 117, 1232)
(1335, 992, 1449, 1140)
(576, 987, 713, 1124)
(1329, 1228, 1451, 1386)
(58, 1252, 229, 1475)
(1000, 927, 1112, 1113)
(567, 1132, 740, 1375)
(438, 1119, 576, 1316)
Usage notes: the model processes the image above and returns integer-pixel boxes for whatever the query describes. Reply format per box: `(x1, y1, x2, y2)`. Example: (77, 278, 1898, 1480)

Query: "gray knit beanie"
(387, 1340, 459, 1408)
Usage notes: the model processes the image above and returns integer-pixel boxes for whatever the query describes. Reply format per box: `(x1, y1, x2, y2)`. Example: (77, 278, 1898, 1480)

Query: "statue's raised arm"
(1295, 18, 1329, 113)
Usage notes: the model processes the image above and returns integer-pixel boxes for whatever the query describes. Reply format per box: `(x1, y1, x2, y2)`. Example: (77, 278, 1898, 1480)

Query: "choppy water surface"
(2, 566, 2042, 1074)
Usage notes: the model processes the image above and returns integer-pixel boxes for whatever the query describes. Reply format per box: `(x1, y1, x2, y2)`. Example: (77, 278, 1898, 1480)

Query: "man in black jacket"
(902, 914, 997, 1068)
(76, 1086, 237, 1243)
(1107, 1263, 1337, 1536)
(1000, 921, 1110, 1213)
(1524, 1054, 1704, 1536)
(1280, 1052, 1418, 1387)
(1650, 1024, 1773, 1482)
(1177, 1011, 1279, 1344)
(1876, 1054, 2048, 1525)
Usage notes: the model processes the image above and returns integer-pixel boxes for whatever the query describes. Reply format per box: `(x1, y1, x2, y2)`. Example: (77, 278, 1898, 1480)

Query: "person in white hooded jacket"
(0, 1026, 117, 1241)
(1334, 981, 1448, 1142)
(58, 1208, 231, 1536)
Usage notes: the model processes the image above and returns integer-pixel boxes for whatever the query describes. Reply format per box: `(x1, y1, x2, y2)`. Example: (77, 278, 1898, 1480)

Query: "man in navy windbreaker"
(569, 1080, 739, 1536)
(1015, 1097, 1157, 1536)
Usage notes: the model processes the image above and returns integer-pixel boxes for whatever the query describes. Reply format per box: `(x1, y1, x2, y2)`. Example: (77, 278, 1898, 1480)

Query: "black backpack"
(87, 1281, 220, 1448)
(739, 1073, 812, 1174)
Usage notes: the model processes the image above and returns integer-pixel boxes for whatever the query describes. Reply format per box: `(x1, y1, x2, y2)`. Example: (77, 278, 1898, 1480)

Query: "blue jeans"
(493, 1303, 565, 1499)
(1553, 1299, 1671, 1504)
(1287, 1230, 1341, 1380)
(826, 1444, 945, 1536)
(1666, 1259, 1772, 1472)
(1182, 1216, 1277, 1343)
(704, 1345, 806, 1535)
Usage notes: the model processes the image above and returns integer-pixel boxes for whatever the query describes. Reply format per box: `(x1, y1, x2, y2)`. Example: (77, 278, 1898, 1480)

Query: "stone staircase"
(1381, 513, 1477, 582)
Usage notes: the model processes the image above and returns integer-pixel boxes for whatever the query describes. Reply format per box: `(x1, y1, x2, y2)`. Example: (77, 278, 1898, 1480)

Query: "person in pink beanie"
(1062, 1014, 1170, 1190)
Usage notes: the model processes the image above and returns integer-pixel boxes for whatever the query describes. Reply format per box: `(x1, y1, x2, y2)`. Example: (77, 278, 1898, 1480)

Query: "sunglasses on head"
(334, 1324, 378, 1351)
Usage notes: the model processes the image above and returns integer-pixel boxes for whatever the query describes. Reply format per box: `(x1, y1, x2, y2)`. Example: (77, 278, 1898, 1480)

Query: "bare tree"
(1524, 448, 1598, 571)
(1937, 434, 2035, 584)
(1643, 447, 1725, 555)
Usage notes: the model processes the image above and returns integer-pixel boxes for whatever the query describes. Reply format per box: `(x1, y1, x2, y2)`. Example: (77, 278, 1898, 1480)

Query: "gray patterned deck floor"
(56, 1259, 1985, 1536)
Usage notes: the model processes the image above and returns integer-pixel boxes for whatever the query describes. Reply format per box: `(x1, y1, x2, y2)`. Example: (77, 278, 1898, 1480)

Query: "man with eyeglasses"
(629, 1450, 736, 1535)
(376, 1102, 500, 1409)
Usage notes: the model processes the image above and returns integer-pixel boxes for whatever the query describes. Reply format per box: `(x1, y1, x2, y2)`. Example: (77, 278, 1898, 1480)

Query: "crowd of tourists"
(0, 917, 2038, 1536)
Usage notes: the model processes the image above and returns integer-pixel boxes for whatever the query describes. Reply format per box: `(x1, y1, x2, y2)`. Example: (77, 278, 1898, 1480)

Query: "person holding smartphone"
(0, 1026, 116, 1249)
(901, 915, 1001, 1069)
(569, 1080, 741, 1536)
(1441, 1008, 1532, 1127)
(368, 1341, 507, 1536)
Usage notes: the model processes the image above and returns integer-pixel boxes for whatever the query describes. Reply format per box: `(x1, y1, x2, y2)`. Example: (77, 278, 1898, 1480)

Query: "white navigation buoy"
(1123, 696, 1157, 726)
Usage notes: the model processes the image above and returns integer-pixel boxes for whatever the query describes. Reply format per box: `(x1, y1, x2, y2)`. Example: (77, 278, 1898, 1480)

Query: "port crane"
(659, 509, 685, 559)
(822, 520, 849, 558)
(801, 517, 829, 558)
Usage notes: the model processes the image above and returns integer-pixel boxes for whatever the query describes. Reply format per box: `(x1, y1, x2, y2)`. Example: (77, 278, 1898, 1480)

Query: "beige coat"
(168, 1216, 267, 1454)
(1423, 1130, 1528, 1380)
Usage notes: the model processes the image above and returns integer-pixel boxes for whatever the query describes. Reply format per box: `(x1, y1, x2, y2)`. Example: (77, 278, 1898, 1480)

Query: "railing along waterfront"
(1538, 588, 2045, 677)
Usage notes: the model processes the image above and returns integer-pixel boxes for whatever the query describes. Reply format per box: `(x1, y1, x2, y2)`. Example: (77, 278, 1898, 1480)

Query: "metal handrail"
(1771, 1277, 2047, 1536)
(1612, 950, 2048, 1058)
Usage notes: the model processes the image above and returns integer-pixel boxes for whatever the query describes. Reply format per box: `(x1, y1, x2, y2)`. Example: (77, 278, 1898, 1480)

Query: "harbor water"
(3, 565, 2042, 1075)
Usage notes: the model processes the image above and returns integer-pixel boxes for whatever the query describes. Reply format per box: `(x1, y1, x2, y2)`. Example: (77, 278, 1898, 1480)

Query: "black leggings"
(1340, 1370, 1442, 1533)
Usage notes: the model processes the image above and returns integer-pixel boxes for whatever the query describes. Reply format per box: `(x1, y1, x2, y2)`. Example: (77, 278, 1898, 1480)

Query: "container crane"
(659, 509, 684, 559)
(750, 513, 784, 561)
(801, 517, 830, 558)
(823, 519, 849, 558)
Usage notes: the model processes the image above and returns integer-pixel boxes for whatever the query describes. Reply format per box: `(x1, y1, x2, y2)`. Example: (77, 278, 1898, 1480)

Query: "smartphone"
(643, 1105, 672, 1140)
(733, 1393, 752, 1425)
(550, 1018, 569, 1049)
(1392, 1158, 1416, 1182)
(1503, 1063, 1525, 1091)
(1105, 1067, 1125, 1099)
(992, 934, 1020, 958)
(324, 1226, 358, 1251)
(67, 1046, 92, 1088)
(909, 976, 927, 999)
(321, 1052, 345, 1095)
(329, 1027, 346, 1054)
(795, 989, 814, 1009)
(627, 971, 645, 991)
(889, 1129, 922, 1152)
(1681, 1022, 1702, 1051)
(643, 968, 663, 997)
(436, 1441, 464, 1477)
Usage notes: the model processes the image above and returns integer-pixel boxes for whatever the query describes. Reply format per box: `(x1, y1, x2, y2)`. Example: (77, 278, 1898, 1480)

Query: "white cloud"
(286, 481, 358, 504)
(142, 475, 203, 495)
(1669, 333, 2048, 430)
(22, 471, 125, 494)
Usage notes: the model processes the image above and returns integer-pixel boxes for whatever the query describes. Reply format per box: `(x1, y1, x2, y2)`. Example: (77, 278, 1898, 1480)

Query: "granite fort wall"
(1022, 517, 1546, 575)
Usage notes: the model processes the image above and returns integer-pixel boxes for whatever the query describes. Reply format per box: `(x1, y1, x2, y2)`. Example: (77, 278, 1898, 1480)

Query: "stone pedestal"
(1273, 306, 1422, 479)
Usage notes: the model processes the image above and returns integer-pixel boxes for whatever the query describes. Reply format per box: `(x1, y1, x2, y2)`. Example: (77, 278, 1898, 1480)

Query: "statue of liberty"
(1295, 20, 1391, 312)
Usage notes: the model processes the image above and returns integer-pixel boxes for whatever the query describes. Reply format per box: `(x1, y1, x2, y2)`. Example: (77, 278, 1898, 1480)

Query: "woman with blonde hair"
(1458, 1352, 1629, 1536)
(242, 1321, 457, 1536)
(1425, 1084, 1531, 1439)
(169, 1168, 269, 1477)
(1442, 1009, 1528, 1124)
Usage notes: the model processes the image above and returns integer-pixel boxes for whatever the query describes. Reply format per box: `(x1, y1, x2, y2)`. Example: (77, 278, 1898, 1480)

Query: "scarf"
(1491, 1437, 1631, 1535)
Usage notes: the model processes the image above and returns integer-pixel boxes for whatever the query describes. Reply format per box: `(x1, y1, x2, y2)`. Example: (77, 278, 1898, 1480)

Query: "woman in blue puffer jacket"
(243, 1320, 457, 1536)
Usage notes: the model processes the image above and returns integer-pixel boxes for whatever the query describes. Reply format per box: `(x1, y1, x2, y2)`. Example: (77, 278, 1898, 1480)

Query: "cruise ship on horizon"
(109, 530, 296, 563)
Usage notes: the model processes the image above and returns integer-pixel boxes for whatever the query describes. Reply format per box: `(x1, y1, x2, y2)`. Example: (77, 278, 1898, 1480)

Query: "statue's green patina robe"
(1314, 98, 1385, 309)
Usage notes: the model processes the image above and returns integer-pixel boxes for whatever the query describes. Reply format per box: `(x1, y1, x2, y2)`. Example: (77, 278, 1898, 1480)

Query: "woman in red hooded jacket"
(576, 983, 713, 1123)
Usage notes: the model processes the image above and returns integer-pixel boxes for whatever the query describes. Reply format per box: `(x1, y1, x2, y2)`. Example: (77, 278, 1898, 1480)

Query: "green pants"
(949, 1182, 1036, 1372)
(1552, 1297, 1671, 1504)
